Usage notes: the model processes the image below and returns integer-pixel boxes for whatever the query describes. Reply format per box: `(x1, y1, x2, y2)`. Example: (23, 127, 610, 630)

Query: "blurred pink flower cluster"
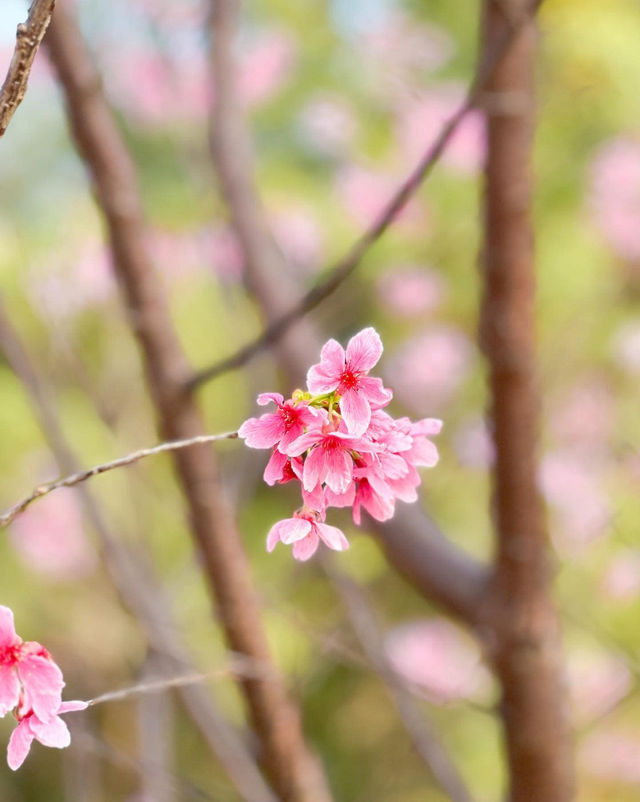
(0, 606, 86, 769)
(589, 137, 640, 261)
(239, 328, 441, 560)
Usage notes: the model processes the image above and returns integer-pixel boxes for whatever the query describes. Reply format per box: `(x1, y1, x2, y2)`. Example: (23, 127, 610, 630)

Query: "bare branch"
(370, 506, 489, 627)
(0, 431, 238, 527)
(478, 1, 574, 799)
(187, 0, 543, 392)
(325, 557, 476, 802)
(0, 0, 55, 137)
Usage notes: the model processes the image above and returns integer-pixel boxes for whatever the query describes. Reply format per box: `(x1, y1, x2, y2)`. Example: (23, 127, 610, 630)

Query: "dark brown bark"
(479, 2, 574, 800)
(45, 8, 332, 802)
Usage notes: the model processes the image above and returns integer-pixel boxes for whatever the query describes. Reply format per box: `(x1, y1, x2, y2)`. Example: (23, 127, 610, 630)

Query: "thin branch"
(324, 557, 476, 802)
(187, 0, 543, 392)
(0, 431, 238, 527)
(0, 0, 56, 136)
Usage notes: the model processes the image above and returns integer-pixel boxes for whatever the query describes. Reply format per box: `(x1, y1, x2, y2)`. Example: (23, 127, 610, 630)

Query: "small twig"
(0, 0, 56, 137)
(0, 431, 238, 527)
(186, 0, 542, 392)
(88, 652, 276, 707)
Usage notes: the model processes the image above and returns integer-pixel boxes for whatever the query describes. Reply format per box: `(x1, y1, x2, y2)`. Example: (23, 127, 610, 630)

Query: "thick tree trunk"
(479, 2, 574, 800)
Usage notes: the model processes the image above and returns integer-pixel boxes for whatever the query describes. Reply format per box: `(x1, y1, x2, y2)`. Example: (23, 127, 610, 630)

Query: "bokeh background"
(1, 0, 640, 799)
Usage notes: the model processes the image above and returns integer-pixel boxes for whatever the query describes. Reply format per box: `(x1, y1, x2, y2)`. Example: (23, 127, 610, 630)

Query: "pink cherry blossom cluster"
(0, 606, 86, 770)
(239, 327, 441, 560)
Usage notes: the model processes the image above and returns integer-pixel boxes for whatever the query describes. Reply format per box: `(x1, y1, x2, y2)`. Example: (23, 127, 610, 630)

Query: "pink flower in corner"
(238, 393, 319, 452)
(7, 698, 88, 771)
(266, 512, 349, 561)
(307, 328, 392, 436)
(0, 607, 64, 722)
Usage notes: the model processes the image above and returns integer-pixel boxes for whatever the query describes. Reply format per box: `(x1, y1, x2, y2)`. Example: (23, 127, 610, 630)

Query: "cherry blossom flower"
(240, 327, 440, 560)
(238, 393, 319, 451)
(376, 266, 446, 318)
(266, 512, 349, 561)
(0, 606, 64, 722)
(306, 328, 392, 436)
(7, 699, 88, 771)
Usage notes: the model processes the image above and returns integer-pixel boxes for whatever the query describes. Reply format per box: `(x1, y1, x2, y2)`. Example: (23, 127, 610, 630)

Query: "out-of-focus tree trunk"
(479, 2, 574, 800)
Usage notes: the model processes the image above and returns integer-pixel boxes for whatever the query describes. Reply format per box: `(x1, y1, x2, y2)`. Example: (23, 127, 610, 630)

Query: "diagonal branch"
(0, 431, 238, 527)
(325, 556, 476, 802)
(0, 0, 56, 136)
(45, 6, 333, 801)
(187, 0, 542, 392)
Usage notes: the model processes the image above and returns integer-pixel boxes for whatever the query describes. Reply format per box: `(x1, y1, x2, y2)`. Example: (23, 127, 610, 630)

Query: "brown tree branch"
(45, 7, 332, 802)
(0, 299, 278, 802)
(187, 0, 542, 392)
(0, 0, 55, 136)
(369, 507, 489, 627)
(324, 557, 476, 802)
(478, 1, 574, 800)
(0, 432, 238, 527)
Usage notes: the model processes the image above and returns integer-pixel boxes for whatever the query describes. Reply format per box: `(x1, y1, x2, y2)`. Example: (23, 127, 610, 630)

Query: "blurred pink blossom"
(581, 730, 640, 784)
(589, 137, 640, 261)
(238, 32, 296, 107)
(105, 49, 209, 125)
(386, 326, 473, 414)
(359, 12, 453, 98)
(384, 619, 491, 704)
(611, 320, 640, 374)
(567, 649, 632, 725)
(270, 206, 325, 272)
(601, 550, 640, 601)
(297, 95, 356, 157)
(376, 265, 446, 318)
(453, 417, 494, 469)
(539, 451, 610, 553)
(395, 85, 486, 175)
(10, 489, 97, 581)
(336, 166, 426, 230)
(548, 379, 614, 454)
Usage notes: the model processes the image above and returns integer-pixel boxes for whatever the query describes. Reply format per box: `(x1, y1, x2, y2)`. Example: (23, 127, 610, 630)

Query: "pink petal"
(18, 655, 64, 722)
(59, 700, 88, 714)
(280, 518, 313, 544)
(302, 446, 328, 492)
(284, 430, 323, 457)
(0, 666, 20, 717)
(306, 339, 344, 394)
(0, 606, 19, 649)
(238, 413, 284, 449)
(256, 392, 284, 407)
(263, 449, 288, 486)
(408, 439, 439, 467)
(316, 523, 350, 551)
(7, 720, 34, 771)
(324, 447, 353, 494)
(413, 418, 443, 436)
(292, 531, 320, 561)
(302, 483, 326, 513)
(324, 482, 356, 509)
(29, 714, 71, 748)
(345, 327, 383, 372)
(359, 376, 393, 408)
(339, 388, 371, 436)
